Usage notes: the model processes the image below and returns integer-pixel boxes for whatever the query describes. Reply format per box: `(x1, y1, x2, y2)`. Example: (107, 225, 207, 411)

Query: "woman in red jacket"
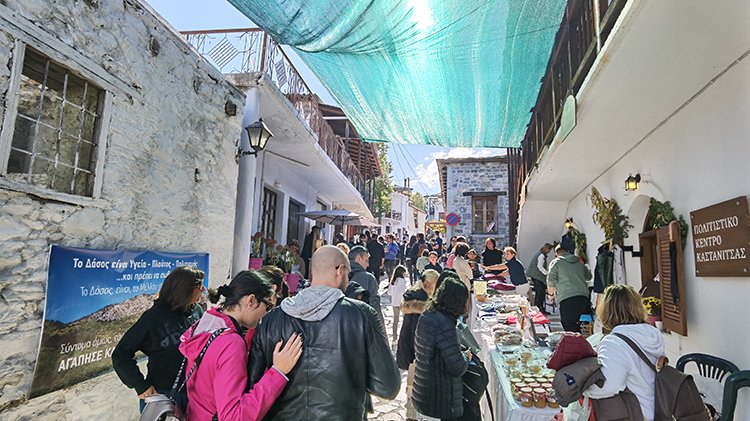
(179, 270, 302, 421)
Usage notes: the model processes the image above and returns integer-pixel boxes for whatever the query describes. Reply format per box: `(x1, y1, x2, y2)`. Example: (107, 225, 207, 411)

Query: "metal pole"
(232, 87, 260, 278)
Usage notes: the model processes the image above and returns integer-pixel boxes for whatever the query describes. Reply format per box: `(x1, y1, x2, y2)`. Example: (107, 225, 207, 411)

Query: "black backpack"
(613, 333, 710, 421)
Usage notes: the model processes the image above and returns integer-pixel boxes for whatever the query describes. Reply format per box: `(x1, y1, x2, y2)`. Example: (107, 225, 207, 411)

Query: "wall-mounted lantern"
(625, 173, 641, 191)
(240, 118, 274, 157)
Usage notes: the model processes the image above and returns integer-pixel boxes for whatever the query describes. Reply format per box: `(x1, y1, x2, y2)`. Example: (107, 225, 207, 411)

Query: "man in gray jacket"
(349, 245, 385, 329)
(526, 243, 554, 314)
(547, 245, 592, 332)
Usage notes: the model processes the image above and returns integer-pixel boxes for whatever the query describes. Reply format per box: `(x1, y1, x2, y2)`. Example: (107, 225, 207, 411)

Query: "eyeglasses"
(258, 297, 275, 312)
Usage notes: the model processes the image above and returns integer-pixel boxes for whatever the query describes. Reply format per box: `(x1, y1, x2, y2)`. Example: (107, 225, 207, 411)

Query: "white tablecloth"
(473, 309, 560, 421)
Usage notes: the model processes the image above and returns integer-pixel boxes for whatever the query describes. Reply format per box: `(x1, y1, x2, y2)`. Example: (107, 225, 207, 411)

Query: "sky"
(144, 0, 506, 196)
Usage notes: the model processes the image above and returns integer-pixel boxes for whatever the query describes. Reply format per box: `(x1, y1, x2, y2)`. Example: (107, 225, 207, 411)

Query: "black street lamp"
(241, 118, 274, 156)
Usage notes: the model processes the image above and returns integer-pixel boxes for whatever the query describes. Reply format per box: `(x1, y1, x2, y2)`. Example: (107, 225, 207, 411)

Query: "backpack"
(612, 333, 711, 421)
(140, 328, 226, 421)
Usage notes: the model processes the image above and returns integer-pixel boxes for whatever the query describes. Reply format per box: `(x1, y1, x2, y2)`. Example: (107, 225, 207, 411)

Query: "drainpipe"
(232, 87, 260, 278)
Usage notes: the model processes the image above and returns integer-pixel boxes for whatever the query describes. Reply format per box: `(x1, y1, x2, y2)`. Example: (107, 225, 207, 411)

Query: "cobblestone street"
(369, 277, 409, 420)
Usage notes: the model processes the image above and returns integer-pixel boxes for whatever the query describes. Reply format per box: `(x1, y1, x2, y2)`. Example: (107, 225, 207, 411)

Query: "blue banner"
(29, 246, 209, 398)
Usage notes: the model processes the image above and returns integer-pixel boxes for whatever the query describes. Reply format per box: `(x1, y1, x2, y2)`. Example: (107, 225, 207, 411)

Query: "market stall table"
(472, 296, 560, 421)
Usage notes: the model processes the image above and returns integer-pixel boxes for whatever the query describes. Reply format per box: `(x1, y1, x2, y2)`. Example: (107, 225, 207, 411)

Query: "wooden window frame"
(0, 42, 112, 204)
(261, 188, 278, 239)
(3, 47, 105, 197)
(286, 199, 303, 246)
(472, 195, 498, 234)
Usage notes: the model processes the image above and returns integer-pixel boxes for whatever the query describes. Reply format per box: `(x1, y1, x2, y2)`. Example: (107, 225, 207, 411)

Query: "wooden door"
(638, 230, 660, 297)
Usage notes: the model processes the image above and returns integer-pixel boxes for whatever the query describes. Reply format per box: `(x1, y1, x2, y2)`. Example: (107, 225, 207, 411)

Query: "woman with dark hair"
(480, 238, 504, 275)
(301, 226, 321, 279)
(258, 265, 288, 305)
(113, 266, 205, 412)
(413, 277, 471, 420)
(179, 270, 302, 421)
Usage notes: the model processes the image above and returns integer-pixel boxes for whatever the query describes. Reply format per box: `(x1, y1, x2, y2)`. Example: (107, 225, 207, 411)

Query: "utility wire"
(389, 143, 408, 187)
(393, 143, 431, 194)
(396, 143, 433, 193)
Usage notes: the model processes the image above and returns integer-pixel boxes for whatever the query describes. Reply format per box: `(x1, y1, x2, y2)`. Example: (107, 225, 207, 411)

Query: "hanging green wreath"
(648, 198, 689, 248)
(568, 226, 588, 262)
(588, 187, 633, 246)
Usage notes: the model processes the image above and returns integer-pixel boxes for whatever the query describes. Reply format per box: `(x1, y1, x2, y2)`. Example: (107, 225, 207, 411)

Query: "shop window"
(316, 201, 327, 230)
(287, 200, 303, 246)
(4, 48, 103, 196)
(472, 196, 498, 234)
(261, 188, 278, 239)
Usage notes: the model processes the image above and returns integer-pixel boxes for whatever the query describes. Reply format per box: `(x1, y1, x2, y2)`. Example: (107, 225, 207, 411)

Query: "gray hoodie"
(547, 252, 592, 303)
(280, 286, 344, 321)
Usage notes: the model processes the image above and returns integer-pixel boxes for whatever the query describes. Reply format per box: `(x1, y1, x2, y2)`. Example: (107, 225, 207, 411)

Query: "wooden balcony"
(181, 28, 376, 209)
(507, 0, 627, 245)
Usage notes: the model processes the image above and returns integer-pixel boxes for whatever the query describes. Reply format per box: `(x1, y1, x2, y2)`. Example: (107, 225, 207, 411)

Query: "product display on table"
(470, 292, 562, 420)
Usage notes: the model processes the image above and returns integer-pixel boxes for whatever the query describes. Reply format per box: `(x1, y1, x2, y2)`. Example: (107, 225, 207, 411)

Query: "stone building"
(0, 0, 243, 418)
(437, 156, 510, 252)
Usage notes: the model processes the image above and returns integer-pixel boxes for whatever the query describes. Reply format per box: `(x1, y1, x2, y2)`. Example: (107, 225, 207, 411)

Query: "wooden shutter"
(656, 221, 688, 336)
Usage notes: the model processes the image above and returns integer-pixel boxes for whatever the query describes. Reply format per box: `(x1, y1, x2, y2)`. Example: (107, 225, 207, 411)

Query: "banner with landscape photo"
(29, 245, 209, 398)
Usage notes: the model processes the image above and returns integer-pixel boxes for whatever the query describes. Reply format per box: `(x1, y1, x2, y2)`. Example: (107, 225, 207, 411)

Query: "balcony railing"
(293, 97, 373, 207)
(181, 28, 374, 209)
(507, 0, 627, 244)
(183, 28, 312, 97)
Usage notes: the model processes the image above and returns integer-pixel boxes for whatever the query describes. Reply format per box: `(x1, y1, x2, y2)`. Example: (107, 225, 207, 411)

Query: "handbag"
(139, 328, 226, 421)
(461, 354, 494, 421)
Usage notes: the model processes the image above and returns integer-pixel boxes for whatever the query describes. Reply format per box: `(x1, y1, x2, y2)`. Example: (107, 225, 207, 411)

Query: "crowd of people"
(111, 227, 670, 421)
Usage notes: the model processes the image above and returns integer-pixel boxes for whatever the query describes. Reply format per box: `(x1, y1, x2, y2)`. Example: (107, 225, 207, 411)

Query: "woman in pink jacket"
(179, 270, 302, 421)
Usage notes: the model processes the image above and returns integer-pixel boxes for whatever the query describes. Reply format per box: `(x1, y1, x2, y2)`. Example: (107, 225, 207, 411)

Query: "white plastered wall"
(562, 52, 750, 417)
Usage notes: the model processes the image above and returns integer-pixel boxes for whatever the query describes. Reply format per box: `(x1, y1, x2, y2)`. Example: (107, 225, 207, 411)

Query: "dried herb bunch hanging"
(588, 187, 633, 246)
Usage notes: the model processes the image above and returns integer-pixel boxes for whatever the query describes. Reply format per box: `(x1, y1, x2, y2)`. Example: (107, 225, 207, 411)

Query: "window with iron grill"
(5, 48, 103, 196)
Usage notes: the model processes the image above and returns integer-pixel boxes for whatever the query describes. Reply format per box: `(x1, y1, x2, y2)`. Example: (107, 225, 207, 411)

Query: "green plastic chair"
(677, 353, 739, 419)
(676, 353, 739, 382)
(721, 370, 750, 421)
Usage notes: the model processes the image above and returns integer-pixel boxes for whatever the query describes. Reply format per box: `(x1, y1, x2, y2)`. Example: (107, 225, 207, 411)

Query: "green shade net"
(228, 0, 565, 148)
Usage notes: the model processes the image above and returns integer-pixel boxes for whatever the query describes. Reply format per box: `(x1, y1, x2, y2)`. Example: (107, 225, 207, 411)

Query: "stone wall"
(444, 159, 509, 252)
(0, 0, 244, 417)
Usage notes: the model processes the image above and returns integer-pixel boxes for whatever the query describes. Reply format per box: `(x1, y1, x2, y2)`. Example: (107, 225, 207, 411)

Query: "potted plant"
(250, 232, 265, 269)
(642, 296, 662, 329)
